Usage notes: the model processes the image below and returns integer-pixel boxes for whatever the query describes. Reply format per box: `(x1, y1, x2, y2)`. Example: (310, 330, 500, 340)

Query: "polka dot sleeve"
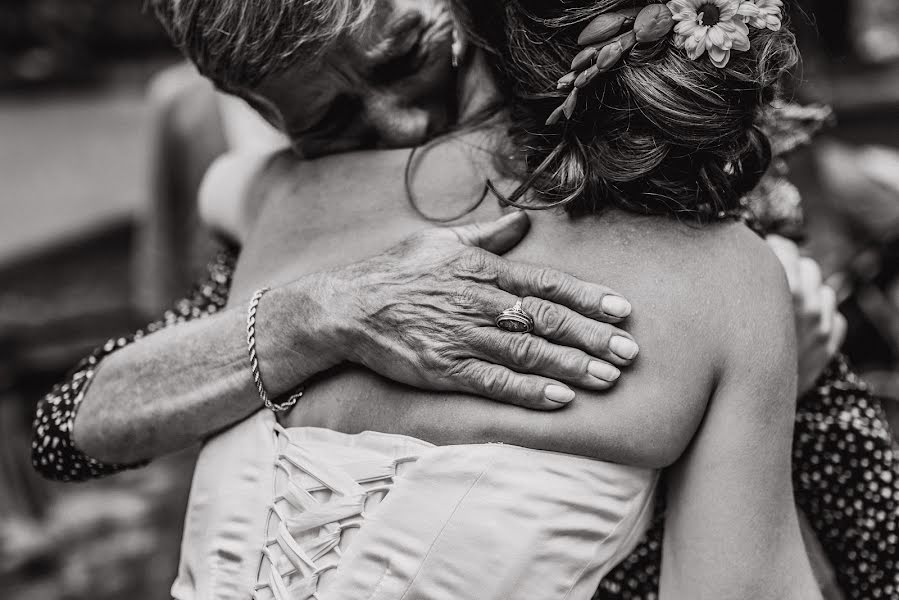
(594, 356, 899, 600)
(31, 251, 237, 482)
(793, 356, 899, 598)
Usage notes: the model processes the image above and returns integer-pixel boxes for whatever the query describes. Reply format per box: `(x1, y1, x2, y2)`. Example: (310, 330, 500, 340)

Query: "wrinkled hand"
(768, 235, 847, 395)
(319, 211, 639, 410)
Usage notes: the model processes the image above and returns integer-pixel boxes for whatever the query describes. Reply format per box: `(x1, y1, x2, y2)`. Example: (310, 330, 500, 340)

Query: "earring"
(451, 28, 463, 68)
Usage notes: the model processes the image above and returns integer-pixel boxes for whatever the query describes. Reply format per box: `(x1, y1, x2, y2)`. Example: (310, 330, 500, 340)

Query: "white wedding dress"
(171, 410, 657, 600)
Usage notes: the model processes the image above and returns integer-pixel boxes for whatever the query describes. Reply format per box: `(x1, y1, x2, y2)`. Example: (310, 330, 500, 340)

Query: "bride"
(162, 1, 820, 598)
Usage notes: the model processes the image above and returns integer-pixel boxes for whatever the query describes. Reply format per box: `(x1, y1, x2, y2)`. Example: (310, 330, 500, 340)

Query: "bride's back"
(228, 143, 792, 469)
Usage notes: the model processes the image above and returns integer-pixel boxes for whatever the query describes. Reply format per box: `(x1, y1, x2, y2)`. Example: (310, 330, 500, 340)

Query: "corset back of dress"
(172, 412, 657, 600)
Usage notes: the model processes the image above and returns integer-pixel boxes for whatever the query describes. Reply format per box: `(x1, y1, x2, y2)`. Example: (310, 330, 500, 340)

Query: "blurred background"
(1, 1, 898, 599)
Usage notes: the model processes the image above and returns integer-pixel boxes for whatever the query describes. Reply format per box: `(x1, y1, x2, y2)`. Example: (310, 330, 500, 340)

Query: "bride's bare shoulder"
(616, 216, 795, 398)
(606, 216, 792, 347)
(598, 215, 785, 300)
(671, 219, 790, 316)
(545, 212, 788, 311)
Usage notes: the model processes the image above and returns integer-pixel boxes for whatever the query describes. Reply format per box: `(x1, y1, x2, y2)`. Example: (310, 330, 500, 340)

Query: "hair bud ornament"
(548, 0, 784, 125)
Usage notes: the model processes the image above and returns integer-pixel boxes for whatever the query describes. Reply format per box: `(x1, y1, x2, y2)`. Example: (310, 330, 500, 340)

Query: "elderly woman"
(33, 0, 892, 596)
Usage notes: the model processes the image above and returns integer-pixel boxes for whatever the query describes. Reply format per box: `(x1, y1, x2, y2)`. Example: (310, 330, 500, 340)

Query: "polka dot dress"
(595, 357, 899, 600)
(31, 251, 236, 482)
(794, 359, 899, 598)
(31, 251, 899, 597)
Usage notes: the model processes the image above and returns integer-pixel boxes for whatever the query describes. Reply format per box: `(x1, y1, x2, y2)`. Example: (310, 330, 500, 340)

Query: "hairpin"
(547, 1, 784, 126)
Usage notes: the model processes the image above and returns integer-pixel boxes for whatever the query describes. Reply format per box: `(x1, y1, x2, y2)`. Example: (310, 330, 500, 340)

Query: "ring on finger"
(496, 298, 535, 334)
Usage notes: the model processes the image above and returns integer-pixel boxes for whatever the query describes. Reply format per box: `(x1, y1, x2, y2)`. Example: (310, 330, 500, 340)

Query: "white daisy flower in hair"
(741, 0, 784, 31)
(667, 0, 752, 67)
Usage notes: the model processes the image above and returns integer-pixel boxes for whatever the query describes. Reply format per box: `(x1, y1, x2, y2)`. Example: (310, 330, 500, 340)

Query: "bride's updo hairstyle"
(454, 0, 799, 219)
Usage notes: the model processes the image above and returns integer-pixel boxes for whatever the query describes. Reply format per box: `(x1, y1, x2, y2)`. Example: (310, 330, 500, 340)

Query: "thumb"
(450, 211, 531, 255)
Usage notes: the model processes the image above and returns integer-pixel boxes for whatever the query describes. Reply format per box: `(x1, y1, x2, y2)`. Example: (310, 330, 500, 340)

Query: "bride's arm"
(659, 246, 820, 599)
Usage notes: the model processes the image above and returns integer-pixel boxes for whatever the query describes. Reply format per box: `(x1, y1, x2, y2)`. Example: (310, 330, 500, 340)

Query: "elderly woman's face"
(250, 0, 456, 157)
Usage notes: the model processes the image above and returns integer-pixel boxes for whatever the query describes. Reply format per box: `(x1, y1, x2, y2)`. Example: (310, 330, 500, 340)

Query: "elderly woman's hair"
(147, 0, 377, 94)
(455, 0, 800, 219)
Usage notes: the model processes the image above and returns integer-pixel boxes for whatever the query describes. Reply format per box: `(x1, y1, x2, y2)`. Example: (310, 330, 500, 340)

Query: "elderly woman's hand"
(767, 235, 847, 395)
(280, 211, 638, 410)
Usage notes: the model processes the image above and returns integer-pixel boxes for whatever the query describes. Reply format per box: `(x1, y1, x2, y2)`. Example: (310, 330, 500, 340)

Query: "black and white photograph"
(3, 1, 899, 598)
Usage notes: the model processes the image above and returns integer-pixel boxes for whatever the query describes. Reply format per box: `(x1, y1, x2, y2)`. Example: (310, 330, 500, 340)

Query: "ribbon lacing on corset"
(254, 423, 421, 600)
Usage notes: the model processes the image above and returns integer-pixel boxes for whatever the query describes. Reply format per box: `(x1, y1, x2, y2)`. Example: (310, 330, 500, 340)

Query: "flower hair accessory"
(548, 0, 784, 125)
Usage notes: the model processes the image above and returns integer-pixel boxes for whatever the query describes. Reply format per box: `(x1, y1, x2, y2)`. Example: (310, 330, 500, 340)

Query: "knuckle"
(441, 340, 479, 376)
(452, 283, 482, 309)
(446, 358, 479, 385)
(466, 326, 494, 350)
(429, 336, 461, 363)
(479, 367, 512, 398)
(536, 268, 565, 297)
(457, 248, 492, 276)
(510, 335, 543, 368)
(532, 301, 565, 336)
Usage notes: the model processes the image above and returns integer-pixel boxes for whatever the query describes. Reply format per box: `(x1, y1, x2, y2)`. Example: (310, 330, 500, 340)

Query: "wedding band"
(495, 299, 535, 334)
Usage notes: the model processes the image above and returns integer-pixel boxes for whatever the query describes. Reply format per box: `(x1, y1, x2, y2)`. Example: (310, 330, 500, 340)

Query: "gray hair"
(148, 0, 377, 93)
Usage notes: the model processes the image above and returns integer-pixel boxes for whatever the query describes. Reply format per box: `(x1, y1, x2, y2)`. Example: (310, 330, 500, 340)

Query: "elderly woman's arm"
(33, 251, 237, 480)
(34, 213, 639, 481)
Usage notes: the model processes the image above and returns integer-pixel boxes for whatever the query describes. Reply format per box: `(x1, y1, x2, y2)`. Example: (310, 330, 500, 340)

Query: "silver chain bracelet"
(246, 288, 304, 413)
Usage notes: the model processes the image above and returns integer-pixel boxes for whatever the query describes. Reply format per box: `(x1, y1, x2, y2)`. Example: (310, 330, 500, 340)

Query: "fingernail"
(601, 295, 632, 318)
(545, 385, 576, 404)
(588, 361, 621, 382)
(610, 336, 639, 360)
